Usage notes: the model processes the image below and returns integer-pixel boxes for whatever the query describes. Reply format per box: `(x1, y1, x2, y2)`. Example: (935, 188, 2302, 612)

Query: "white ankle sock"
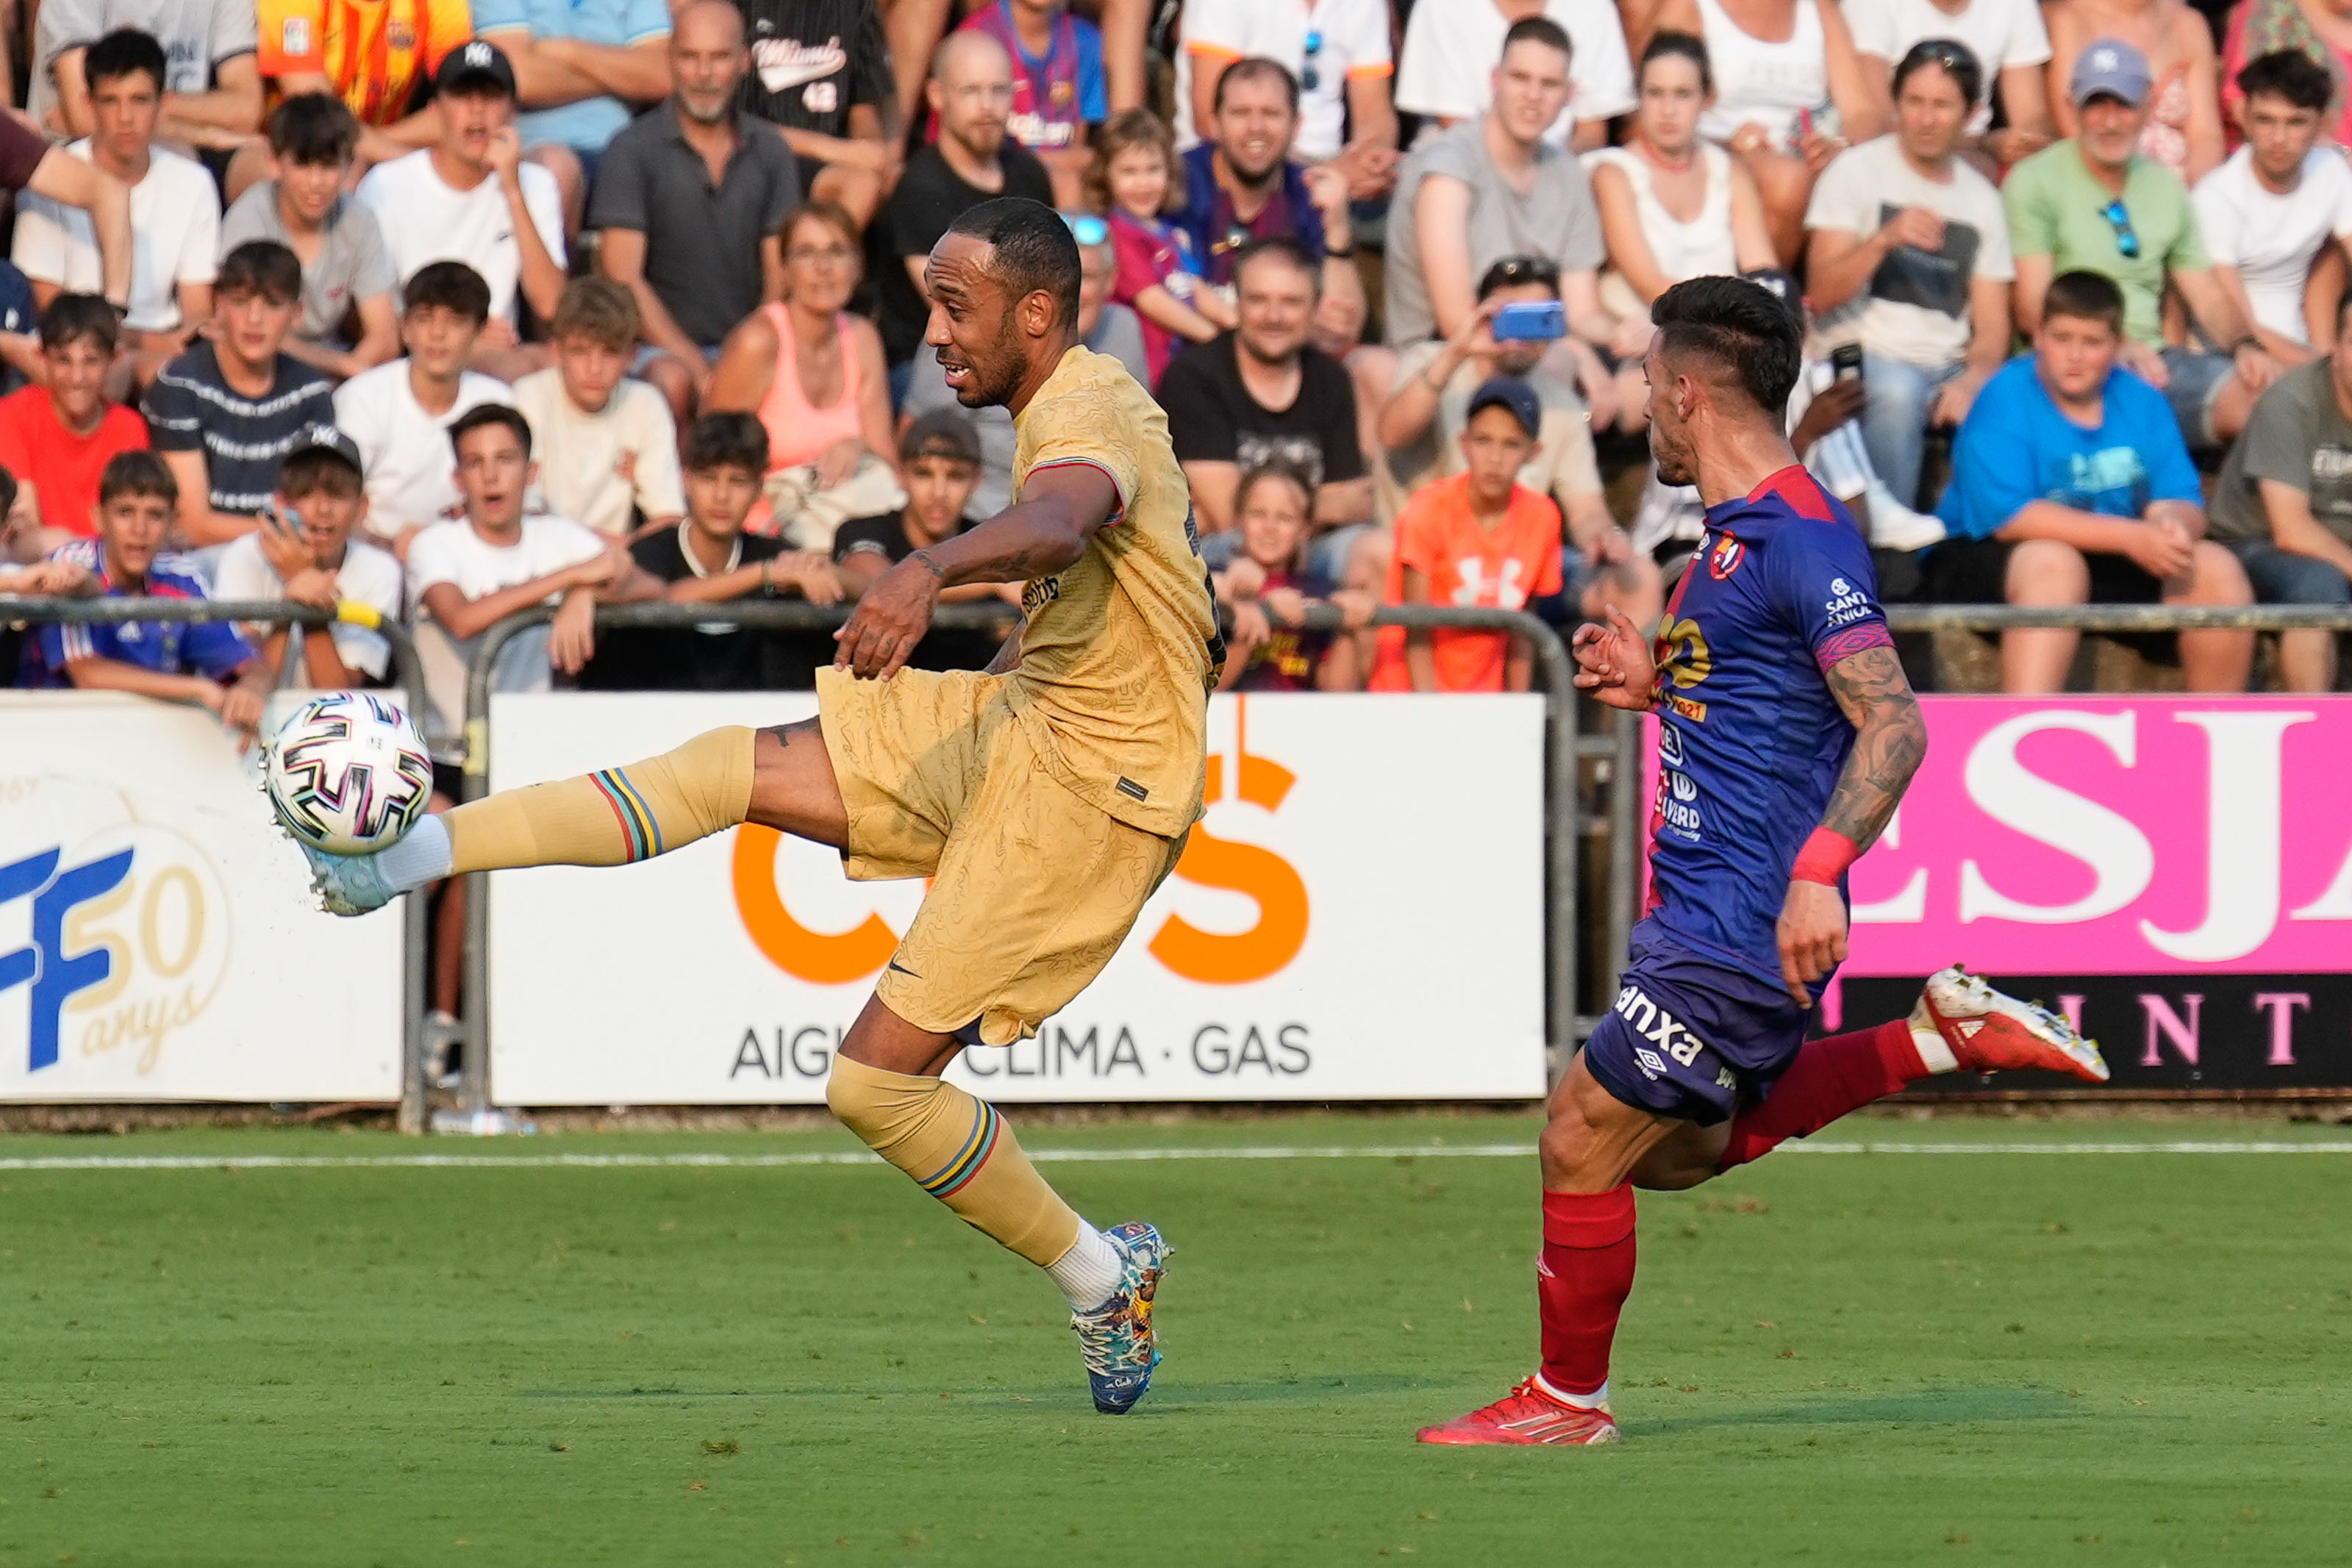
(1908, 1021, 1959, 1074)
(376, 815, 453, 893)
(1045, 1222, 1123, 1310)
(1534, 1371, 1609, 1409)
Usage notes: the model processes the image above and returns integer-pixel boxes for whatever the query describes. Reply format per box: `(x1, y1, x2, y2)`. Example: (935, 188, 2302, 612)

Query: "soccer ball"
(265, 693, 435, 855)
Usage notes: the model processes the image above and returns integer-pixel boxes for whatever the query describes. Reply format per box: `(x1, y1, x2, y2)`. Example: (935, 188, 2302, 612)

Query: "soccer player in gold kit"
(299, 198, 1223, 1415)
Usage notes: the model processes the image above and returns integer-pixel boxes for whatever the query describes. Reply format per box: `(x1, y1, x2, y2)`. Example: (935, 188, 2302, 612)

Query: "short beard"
(960, 315, 1028, 408)
(1650, 424, 1695, 487)
(679, 93, 732, 126)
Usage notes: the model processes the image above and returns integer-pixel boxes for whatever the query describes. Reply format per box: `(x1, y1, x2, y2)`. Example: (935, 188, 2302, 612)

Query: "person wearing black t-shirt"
(582, 412, 843, 690)
(832, 407, 1018, 670)
(734, 0, 899, 226)
(873, 31, 1054, 382)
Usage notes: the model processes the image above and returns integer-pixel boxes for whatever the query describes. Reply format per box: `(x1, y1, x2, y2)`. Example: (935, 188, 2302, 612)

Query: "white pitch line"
(0, 1139, 2351, 1170)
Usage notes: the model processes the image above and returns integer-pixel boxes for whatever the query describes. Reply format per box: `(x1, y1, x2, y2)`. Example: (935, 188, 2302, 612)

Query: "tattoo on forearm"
(1820, 645, 1929, 849)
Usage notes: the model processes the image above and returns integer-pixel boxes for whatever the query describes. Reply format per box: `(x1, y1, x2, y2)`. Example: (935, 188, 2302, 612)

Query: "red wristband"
(1791, 826, 1860, 887)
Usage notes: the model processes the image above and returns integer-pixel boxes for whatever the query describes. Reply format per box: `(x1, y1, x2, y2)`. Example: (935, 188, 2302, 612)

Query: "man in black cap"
(831, 407, 1020, 671)
(354, 39, 568, 374)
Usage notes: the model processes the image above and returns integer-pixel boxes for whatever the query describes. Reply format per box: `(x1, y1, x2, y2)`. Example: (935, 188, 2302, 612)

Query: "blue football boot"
(1070, 1220, 1168, 1414)
(298, 840, 399, 916)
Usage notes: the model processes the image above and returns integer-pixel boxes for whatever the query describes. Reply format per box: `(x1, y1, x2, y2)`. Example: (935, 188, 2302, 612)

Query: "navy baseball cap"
(438, 39, 517, 98)
(1466, 376, 1543, 438)
(286, 425, 362, 476)
(2070, 38, 2151, 107)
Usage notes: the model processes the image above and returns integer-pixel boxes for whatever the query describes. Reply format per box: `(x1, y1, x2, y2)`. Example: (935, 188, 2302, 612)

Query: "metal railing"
(450, 599, 1617, 1113)
(1883, 604, 2352, 631)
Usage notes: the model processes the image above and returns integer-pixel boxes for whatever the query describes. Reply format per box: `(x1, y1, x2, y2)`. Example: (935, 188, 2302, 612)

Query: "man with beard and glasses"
(297, 197, 1218, 1419)
(1172, 56, 1361, 321)
(593, 0, 803, 423)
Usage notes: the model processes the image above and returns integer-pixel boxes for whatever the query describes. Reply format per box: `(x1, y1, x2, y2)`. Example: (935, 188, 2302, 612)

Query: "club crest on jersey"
(1709, 534, 1745, 579)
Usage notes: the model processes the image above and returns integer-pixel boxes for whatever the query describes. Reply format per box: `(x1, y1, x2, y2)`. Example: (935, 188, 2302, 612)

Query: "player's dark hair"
(217, 240, 303, 306)
(448, 402, 533, 460)
(39, 292, 120, 355)
(684, 410, 770, 475)
(1233, 459, 1313, 524)
(85, 27, 166, 93)
(99, 448, 176, 507)
(403, 260, 493, 324)
(2042, 269, 2126, 334)
(945, 196, 1082, 332)
(1214, 56, 1299, 114)
(268, 91, 361, 164)
(1640, 30, 1712, 95)
(1232, 234, 1323, 296)
(2237, 49, 2334, 113)
(1502, 15, 1574, 65)
(1651, 274, 1802, 413)
(1476, 254, 1562, 302)
(279, 445, 363, 501)
(1892, 37, 1984, 110)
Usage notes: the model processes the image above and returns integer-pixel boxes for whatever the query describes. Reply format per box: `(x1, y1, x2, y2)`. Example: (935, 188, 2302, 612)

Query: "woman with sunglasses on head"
(1849, 0, 2056, 172)
(1805, 38, 2016, 510)
(1586, 32, 1779, 428)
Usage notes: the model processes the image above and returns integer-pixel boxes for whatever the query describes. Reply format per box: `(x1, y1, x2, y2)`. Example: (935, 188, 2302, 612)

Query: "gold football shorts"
(815, 666, 1186, 1045)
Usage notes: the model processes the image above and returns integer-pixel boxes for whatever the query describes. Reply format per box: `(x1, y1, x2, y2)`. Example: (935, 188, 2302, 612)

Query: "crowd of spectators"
(9, 0, 2352, 748)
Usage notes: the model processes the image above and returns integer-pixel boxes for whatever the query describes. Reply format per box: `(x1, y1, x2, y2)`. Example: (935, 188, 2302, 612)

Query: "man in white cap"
(2003, 36, 2277, 448)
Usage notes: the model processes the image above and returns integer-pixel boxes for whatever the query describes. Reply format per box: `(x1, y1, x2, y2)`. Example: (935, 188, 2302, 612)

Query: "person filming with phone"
(1379, 254, 1662, 629)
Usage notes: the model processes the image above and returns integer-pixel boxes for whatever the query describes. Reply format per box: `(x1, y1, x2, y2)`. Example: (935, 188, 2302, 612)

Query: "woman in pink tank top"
(709, 201, 900, 543)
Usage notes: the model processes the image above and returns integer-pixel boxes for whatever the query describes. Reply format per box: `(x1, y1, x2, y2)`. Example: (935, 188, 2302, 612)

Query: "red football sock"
(1714, 1019, 1926, 1173)
(1536, 1185, 1637, 1402)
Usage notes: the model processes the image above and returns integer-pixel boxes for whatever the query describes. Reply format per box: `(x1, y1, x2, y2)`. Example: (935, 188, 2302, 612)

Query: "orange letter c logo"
(732, 826, 899, 984)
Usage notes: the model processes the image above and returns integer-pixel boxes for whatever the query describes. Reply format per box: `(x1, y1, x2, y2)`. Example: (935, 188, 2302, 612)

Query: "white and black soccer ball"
(265, 693, 434, 855)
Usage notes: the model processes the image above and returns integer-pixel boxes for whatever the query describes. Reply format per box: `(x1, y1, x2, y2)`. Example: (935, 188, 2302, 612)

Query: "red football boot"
(1417, 1378, 1619, 1446)
(1912, 967, 2109, 1083)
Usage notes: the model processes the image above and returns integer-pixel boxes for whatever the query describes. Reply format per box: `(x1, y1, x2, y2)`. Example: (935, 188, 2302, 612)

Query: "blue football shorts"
(1581, 920, 1815, 1125)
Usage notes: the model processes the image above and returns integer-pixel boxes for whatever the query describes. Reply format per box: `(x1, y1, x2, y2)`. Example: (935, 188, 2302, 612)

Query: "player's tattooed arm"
(1818, 644, 1929, 851)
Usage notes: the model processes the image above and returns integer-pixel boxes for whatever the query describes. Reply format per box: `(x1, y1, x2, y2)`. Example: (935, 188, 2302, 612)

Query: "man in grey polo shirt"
(590, 0, 800, 420)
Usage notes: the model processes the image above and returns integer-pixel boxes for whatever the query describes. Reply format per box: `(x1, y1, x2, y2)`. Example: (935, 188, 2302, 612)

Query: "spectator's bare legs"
(1734, 146, 1814, 268)
(640, 350, 699, 430)
(883, 0, 954, 135)
(1084, 0, 1151, 113)
(2206, 375, 2259, 448)
(2000, 538, 2090, 693)
(2170, 541, 2256, 692)
(810, 162, 884, 232)
(2280, 630, 2339, 693)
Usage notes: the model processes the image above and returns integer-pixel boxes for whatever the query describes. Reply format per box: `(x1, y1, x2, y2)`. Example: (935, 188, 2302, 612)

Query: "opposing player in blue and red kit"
(1419, 276, 2112, 1448)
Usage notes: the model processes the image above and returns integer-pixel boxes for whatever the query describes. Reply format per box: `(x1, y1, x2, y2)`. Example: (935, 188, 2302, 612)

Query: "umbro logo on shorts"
(1614, 984, 1707, 1070)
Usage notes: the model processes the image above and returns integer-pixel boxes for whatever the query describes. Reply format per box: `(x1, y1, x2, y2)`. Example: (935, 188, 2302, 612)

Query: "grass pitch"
(3, 1112, 2349, 1567)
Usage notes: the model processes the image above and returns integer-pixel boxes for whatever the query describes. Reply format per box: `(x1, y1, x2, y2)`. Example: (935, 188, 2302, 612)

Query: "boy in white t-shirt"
(354, 41, 567, 381)
(2193, 50, 2352, 359)
(1394, 0, 1634, 151)
(211, 429, 404, 687)
(510, 278, 684, 540)
(335, 261, 511, 558)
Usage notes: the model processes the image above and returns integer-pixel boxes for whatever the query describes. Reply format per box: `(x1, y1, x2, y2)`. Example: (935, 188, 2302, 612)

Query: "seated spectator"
(1157, 237, 1370, 573)
(1212, 460, 1372, 691)
(1851, 0, 2056, 170)
(1395, 0, 1636, 153)
(246, 0, 471, 182)
(1175, 0, 1397, 197)
(0, 294, 149, 550)
(21, 451, 271, 740)
(0, 479, 96, 686)
(34, 0, 260, 148)
(1173, 58, 1359, 316)
(1381, 257, 1660, 628)
(2007, 40, 2279, 449)
(1805, 39, 2015, 510)
(512, 279, 685, 541)
(898, 209, 1148, 517)
(877, 32, 1055, 390)
(143, 240, 338, 550)
(1368, 379, 1565, 693)
(218, 93, 401, 384)
(335, 262, 511, 557)
(591, 1, 801, 423)
(2194, 51, 2352, 367)
(883, 0, 1150, 132)
(2206, 299, 2352, 691)
(1384, 21, 1631, 428)
(2223, 0, 2352, 150)
(739, 0, 898, 228)
(709, 201, 901, 551)
(0, 112, 132, 329)
(2047, 0, 2221, 185)
(1931, 269, 2253, 694)
(212, 431, 404, 689)
(1646, 0, 1882, 264)
(584, 411, 843, 690)
(476, 0, 674, 233)
(16, 29, 221, 389)
(356, 42, 568, 376)
(834, 409, 1020, 669)
(1093, 110, 1234, 383)
(1587, 32, 1779, 424)
(404, 403, 654, 734)
(955, 0, 1109, 208)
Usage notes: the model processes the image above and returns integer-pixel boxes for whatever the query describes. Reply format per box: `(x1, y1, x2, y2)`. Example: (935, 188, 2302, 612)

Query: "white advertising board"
(0, 692, 404, 1100)
(488, 691, 1548, 1103)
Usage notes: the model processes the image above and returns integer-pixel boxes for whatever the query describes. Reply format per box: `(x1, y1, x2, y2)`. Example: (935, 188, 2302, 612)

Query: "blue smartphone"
(1490, 301, 1567, 342)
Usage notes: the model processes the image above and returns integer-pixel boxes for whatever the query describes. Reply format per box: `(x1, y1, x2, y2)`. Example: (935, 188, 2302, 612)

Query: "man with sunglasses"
(2004, 37, 2278, 448)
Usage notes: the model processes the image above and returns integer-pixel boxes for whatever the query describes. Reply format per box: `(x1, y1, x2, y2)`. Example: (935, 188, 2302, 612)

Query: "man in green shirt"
(2005, 37, 2278, 448)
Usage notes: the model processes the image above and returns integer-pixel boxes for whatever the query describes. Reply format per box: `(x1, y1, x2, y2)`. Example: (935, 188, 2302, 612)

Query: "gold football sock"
(446, 725, 758, 875)
(826, 1056, 1082, 1267)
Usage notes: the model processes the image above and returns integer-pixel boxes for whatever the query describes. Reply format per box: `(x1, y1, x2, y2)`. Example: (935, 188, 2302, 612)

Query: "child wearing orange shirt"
(1370, 378, 1564, 692)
